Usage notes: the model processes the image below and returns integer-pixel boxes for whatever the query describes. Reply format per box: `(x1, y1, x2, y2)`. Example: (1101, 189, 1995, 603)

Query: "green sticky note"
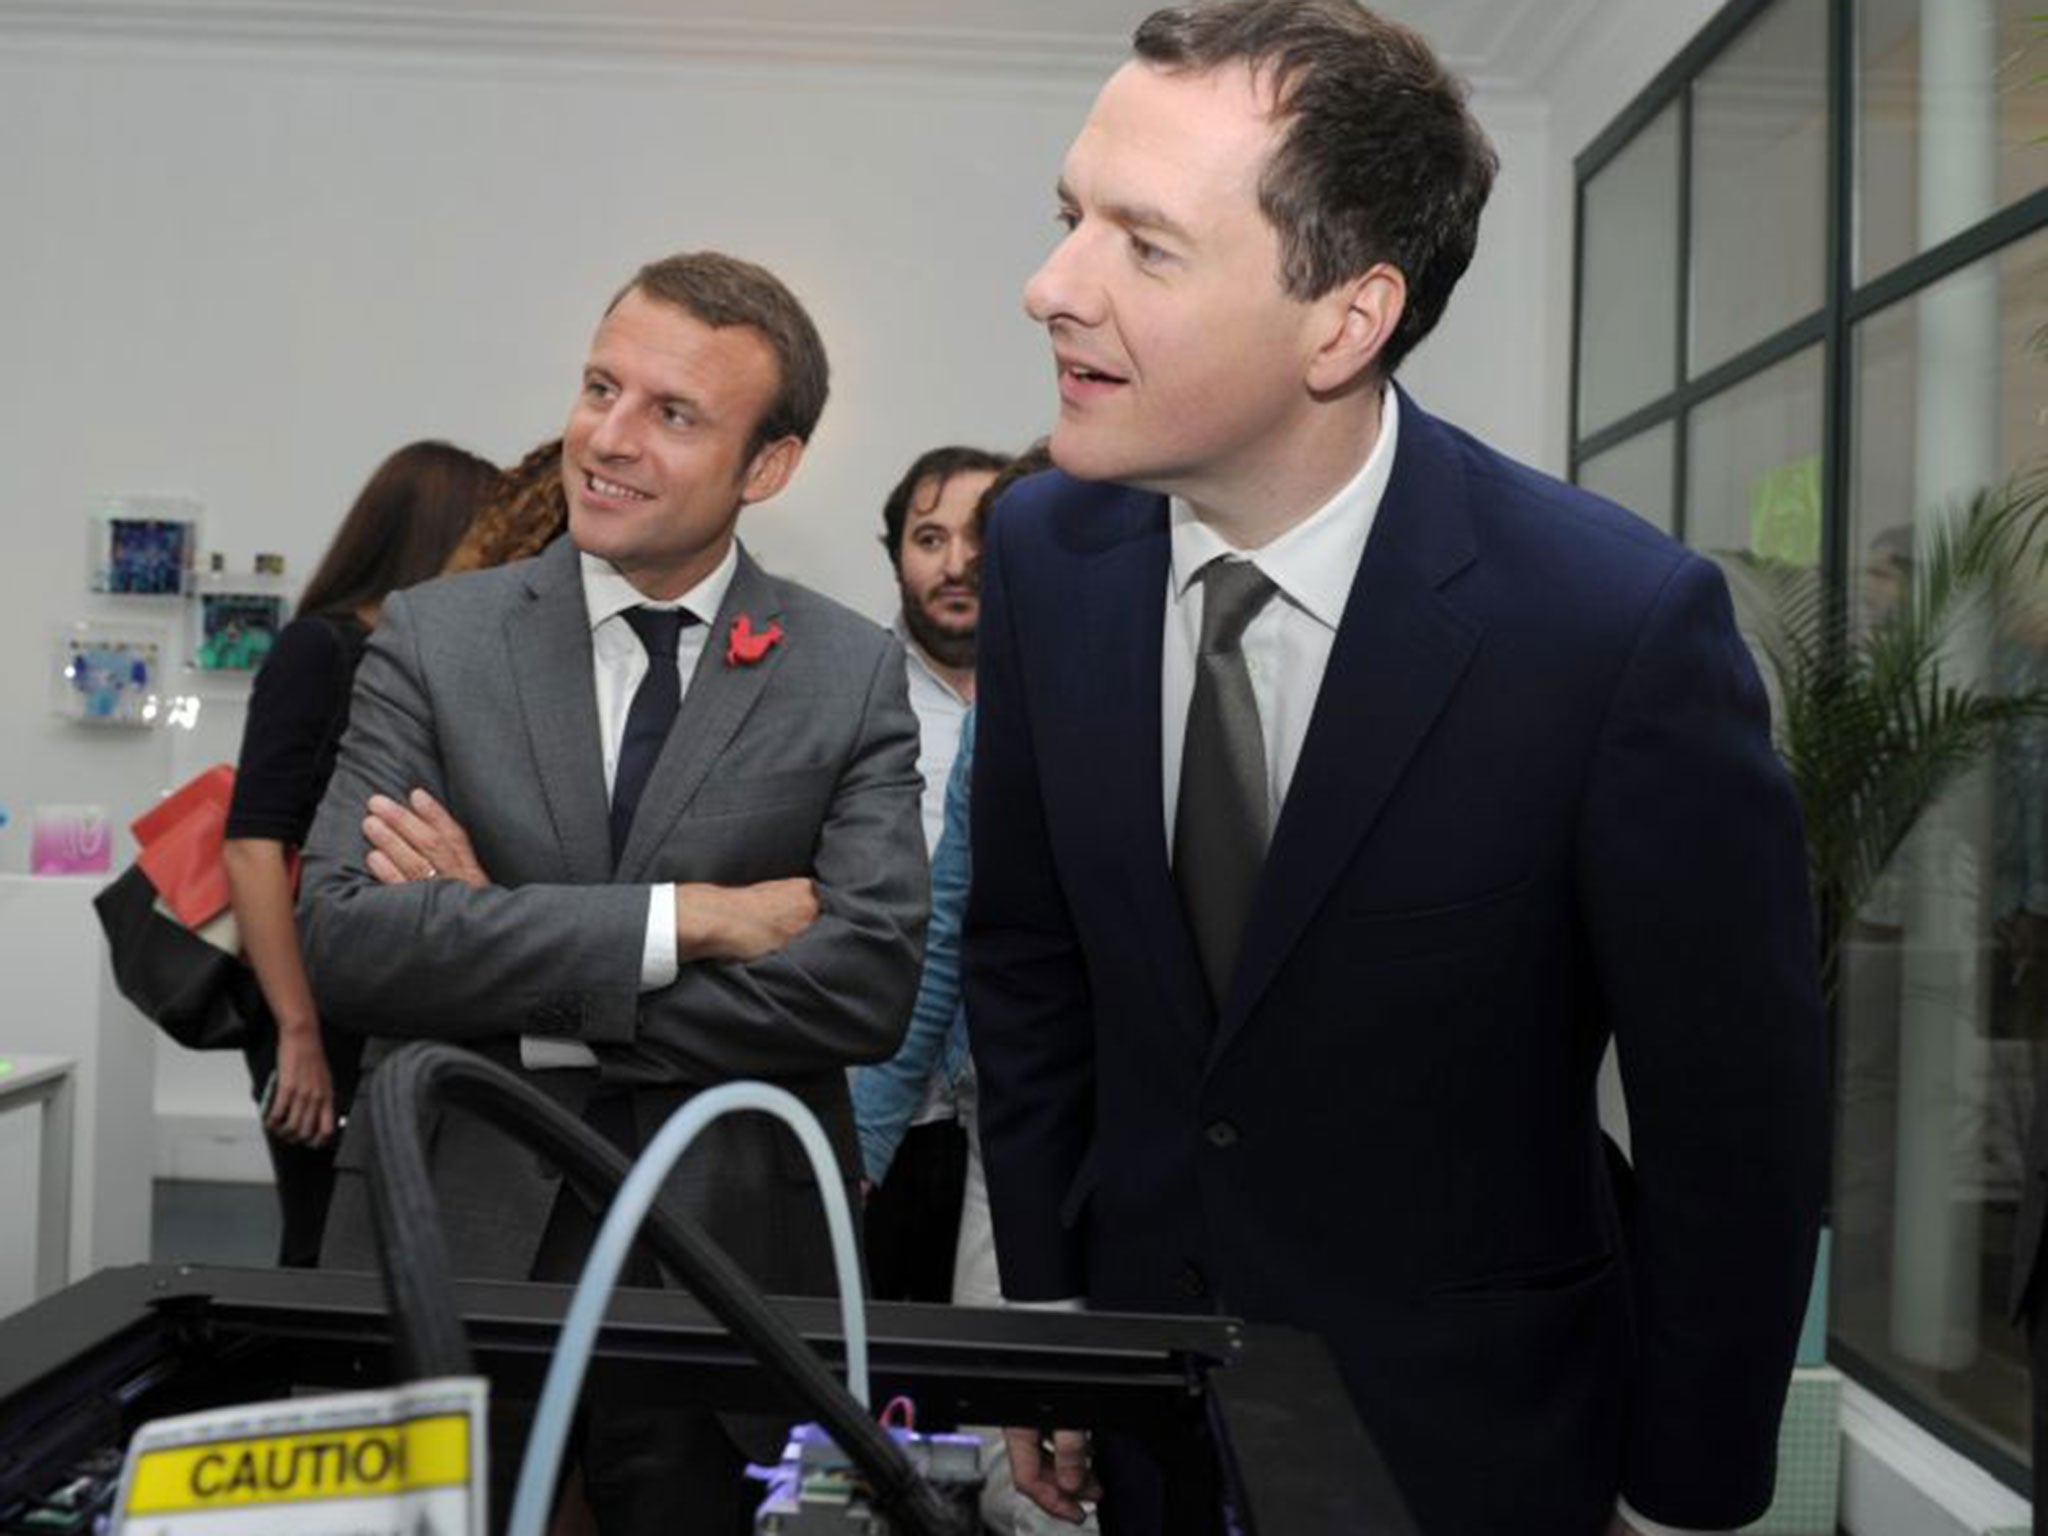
(1750, 454, 1822, 567)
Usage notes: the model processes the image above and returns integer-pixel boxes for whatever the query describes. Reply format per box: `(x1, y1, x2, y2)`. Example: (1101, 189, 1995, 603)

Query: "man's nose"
(1024, 229, 1090, 326)
(587, 399, 638, 459)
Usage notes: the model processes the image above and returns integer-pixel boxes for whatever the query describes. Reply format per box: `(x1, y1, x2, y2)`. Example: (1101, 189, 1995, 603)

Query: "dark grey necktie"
(1175, 558, 1278, 1009)
(611, 606, 696, 864)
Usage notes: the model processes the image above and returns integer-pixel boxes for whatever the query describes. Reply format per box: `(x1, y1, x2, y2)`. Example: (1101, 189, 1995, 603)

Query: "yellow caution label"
(124, 1413, 471, 1514)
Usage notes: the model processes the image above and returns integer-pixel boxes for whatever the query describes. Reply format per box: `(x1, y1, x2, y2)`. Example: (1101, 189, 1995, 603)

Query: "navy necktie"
(611, 606, 696, 864)
(1174, 558, 1278, 1010)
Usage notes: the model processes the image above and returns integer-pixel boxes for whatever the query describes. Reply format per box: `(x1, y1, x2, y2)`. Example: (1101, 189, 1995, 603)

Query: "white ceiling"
(0, 0, 1607, 92)
(300, 0, 1553, 52)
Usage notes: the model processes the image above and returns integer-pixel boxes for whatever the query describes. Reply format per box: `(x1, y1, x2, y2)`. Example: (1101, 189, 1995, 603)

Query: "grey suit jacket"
(301, 535, 927, 1296)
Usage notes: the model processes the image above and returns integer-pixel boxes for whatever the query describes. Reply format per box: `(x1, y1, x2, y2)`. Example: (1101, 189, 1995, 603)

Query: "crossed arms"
(298, 587, 928, 1083)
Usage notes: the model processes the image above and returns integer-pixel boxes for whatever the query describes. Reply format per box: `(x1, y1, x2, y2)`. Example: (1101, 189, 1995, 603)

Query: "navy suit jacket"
(963, 391, 1827, 1535)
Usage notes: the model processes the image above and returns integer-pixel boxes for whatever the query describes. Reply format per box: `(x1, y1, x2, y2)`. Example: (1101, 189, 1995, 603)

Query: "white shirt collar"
(579, 541, 739, 632)
(1167, 386, 1401, 631)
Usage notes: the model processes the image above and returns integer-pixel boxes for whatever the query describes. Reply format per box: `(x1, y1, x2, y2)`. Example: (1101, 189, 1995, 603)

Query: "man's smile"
(580, 469, 654, 506)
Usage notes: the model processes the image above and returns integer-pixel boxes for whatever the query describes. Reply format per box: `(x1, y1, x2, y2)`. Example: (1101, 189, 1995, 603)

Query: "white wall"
(0, 27, 1553, 869)
(0, 14, 1616, 1153)
(0, 37, 1090, 874)
(1407, 87, 1555, 472)
(0, 31, 1093, 1146)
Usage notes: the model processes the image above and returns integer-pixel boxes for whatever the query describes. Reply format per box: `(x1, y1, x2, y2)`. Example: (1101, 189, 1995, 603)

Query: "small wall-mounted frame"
(90, 499, 201, 595)
(54, 624, 166, 726)
(195, 590, 285, 671)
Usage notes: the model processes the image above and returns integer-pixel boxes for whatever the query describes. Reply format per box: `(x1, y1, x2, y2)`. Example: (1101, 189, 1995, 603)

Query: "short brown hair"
(610, 251, 831, 456)
(1133, 0, 1497, 375)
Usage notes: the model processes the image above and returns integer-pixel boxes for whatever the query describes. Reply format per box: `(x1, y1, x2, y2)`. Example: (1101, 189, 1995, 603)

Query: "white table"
(0, 875, 155, 1281)
(0, 1052, 75, 1309)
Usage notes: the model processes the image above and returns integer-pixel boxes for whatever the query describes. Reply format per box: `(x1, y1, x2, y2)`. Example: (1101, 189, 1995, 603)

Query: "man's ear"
(740, 436, 805, 506)
(1306, 262, 1406, 395)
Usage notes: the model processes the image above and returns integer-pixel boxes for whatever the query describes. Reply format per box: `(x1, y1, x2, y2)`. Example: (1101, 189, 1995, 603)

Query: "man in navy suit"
(963, 4, 1827, 1533)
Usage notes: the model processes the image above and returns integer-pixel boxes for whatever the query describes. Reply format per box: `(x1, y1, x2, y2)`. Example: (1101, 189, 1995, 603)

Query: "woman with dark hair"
(222, 439, 497, 1266)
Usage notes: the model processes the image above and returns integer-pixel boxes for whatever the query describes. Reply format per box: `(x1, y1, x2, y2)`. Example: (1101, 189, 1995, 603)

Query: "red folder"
(132, 765, 237, 929)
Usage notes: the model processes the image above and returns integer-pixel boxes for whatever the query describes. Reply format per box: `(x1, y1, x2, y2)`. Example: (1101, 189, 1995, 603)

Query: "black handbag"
(94, 859, 260, 1051)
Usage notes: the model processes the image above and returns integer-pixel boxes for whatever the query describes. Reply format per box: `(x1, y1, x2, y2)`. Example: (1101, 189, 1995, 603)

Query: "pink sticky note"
(30, 805, 113, 875)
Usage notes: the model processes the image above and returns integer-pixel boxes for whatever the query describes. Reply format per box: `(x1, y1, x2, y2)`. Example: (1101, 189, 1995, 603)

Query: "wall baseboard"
(155, 1111, 269, 1183)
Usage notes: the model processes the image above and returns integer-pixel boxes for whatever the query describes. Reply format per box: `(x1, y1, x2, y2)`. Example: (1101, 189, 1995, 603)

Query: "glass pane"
(1691, 0, 1829, 375)
(1577, 423, 1676, 535)
(1856, 0, 2048, 283)
(1683, 346, 1826, 564)
(1834, 231, 2048, 1468)
(1578, 106, 1681, 436)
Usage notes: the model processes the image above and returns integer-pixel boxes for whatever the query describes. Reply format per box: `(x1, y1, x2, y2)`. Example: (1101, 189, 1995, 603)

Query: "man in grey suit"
(298, 251, 927, 1533)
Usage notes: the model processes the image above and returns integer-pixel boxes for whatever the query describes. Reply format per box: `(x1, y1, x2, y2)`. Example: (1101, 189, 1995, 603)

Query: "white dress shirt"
(518, 543, 737, 1069)
(1160, 388, 1399, 849)
(895, 622, 973, 859)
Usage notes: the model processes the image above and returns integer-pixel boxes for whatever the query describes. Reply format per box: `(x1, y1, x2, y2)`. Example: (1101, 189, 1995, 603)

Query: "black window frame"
(1569, 0, 2048, 1497)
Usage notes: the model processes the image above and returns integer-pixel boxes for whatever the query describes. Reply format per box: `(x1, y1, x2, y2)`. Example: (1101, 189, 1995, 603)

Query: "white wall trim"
(1840, 1377, 2031, 1536)
(0, 0, 1130, 82)
(0, 0, 1605, 94)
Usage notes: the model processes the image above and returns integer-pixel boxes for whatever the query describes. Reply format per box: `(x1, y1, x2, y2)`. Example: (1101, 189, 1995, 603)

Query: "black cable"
(362, 1040, 972, 1536)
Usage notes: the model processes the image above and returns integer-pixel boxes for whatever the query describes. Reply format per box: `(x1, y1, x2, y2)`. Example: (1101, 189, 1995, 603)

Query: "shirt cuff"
(643, 883, 679, 990)
(520, 1036, 597, 1069)
(1617, 1495, 1724, 1536)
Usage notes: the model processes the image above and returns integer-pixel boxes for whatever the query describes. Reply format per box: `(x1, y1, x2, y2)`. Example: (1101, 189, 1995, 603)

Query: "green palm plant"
(1720, 463, 2048, 998)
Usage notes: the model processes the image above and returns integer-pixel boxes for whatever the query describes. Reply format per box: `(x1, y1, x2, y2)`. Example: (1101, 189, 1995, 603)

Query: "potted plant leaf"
(1720, 462, 2048, 1001)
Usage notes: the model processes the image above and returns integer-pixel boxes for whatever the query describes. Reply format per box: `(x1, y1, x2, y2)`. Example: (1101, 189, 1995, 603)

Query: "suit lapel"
(1217, 394, 1485, 1059)
(616, 545, 785, 878)
(506, 538, 613, 883)
(1079, 487, 1217, 1051)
